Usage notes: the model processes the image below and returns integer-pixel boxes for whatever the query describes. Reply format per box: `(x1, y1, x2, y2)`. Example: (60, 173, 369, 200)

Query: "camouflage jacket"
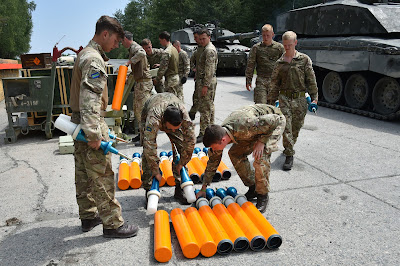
(203, 104, 283, 185)
(69, 40, 108, 141)
(156, 43, 179, 82)
(147, 48, 163, 69)
(245, 41, 284, 85)
(128, 41, 152, 80)
(190, 46, 204, 79)
(142, 93, 195, 177)
(178, 49, 190, 79)
(197, 42, 217, 87)
(268, 51, 318, 102)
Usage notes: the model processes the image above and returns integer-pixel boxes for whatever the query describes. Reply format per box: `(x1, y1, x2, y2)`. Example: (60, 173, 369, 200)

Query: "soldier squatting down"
(70, 15, 318, 238)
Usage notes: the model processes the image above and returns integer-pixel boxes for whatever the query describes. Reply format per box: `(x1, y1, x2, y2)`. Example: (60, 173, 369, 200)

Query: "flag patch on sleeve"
(91, 72, 100, 79)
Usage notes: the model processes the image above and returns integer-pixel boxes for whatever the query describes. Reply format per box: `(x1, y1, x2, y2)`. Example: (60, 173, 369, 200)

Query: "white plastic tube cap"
(54, 116, 78, 135)
(183, 185, 196, 203)
(147, 194, 159, 215)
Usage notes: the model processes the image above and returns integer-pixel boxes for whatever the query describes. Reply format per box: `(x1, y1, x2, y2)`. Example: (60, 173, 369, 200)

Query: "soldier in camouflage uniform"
(173, 40, 190, 102)
(154, 32, 181, 100)
(122, 31, 153, 143)
(141, 38, 165, 93)
(188, 30, 204, 120)
(196, 28, 218, 143)
(197, 104, 286, 213)
(267, 31, 318, 170)
(140, 93, 196, 205)
(69, 16, 138, 238)
(246, 24, 284, 104)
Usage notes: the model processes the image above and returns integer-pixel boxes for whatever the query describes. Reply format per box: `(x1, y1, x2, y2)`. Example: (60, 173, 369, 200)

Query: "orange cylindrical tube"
(191, 155, 206, 175)
(160, 159, 174, 186)
(197, 204, 233, 255)
(117, 159, 130, 190)
(130, 158, 142, 189)
(217, 160, 231, 180)
(227, 202, 266, 251)
(241, 201, 282, 249)
(154, 210, 172, 263)
(212, 204, 249, 252)
(112, 65, 128, 110)
(170, 208, 200, 259)
(186, 160, 200, 184)
(185, 207, 217, 257)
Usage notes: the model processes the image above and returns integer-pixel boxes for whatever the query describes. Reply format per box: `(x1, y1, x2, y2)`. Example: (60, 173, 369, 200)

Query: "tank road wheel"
(372, 77, 400, 115)
(322, 71, 343, 103)
(344, 74, 370, 109)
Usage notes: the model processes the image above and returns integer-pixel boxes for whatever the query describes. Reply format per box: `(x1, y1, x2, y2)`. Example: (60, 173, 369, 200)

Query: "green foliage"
(0, 0, 36, 59)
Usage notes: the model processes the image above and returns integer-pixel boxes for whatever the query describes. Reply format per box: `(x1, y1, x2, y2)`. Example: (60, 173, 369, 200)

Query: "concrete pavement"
(0, 75, 399, 265)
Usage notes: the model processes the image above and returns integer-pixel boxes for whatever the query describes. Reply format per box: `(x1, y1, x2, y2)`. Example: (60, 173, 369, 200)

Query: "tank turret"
(277, 0, 400, 119)
(171, 20, 260, 75)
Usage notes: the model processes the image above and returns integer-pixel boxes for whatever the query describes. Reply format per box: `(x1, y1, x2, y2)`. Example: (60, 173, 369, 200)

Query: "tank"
(171, 19, 260, 75)
(276, 0, 400, 120)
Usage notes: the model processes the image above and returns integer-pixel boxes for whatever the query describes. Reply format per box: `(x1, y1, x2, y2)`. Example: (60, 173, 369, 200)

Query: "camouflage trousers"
(141, 131, 187, 190)
(189, 80, 201, 116)
(228, 113, 285, 195)
(134, 80, 153, 127)
(279, 95, 308, 156)
(73, 121, 124, 229)
(198, 77, 217, 135)
(254, 76, 271, 104)
(165, 74, 183, 101)
(154, 78, 165, 93)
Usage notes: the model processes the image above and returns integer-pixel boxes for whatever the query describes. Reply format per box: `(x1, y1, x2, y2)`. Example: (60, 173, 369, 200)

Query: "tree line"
(107, 0, 322, 58)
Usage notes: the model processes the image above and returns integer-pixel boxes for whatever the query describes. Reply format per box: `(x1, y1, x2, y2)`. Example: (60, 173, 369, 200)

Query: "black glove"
(181, 76, 187, 84)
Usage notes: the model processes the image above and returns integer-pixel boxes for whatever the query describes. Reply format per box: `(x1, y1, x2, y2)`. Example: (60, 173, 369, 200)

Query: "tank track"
(318, 101, 400, 121)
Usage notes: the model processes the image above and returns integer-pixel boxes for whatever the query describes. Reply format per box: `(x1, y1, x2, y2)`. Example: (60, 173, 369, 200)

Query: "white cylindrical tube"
(147, 194, 160, 215)
(54, 116, 78, 135)
(183, 185, 196, 203)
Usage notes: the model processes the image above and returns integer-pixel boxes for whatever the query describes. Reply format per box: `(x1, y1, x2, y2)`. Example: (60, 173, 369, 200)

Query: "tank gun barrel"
(216, 30, 260, 42)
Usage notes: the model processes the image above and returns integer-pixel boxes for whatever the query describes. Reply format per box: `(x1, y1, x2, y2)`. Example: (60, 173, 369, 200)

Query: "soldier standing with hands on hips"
(267, 31, 318, 170)
(69, 16, 138, 238)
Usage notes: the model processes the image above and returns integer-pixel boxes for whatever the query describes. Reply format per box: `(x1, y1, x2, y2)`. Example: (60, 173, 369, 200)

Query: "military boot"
(189, 112, 196, 121)
(131, 134, 141, 143)
(103, 223, 139, 238)
(196, 134, 203, 144)
(283, 156, 294, 171)
(245, 184, 257, 201)
(81, 215, 102, 232)
(174, 183, 190, 205)
(256, 193, 269, 213)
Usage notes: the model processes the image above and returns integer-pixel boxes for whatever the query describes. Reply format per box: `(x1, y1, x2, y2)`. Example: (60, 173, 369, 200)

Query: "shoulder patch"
(146, 126, 152, 132)
(91, 72, 100, 79)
